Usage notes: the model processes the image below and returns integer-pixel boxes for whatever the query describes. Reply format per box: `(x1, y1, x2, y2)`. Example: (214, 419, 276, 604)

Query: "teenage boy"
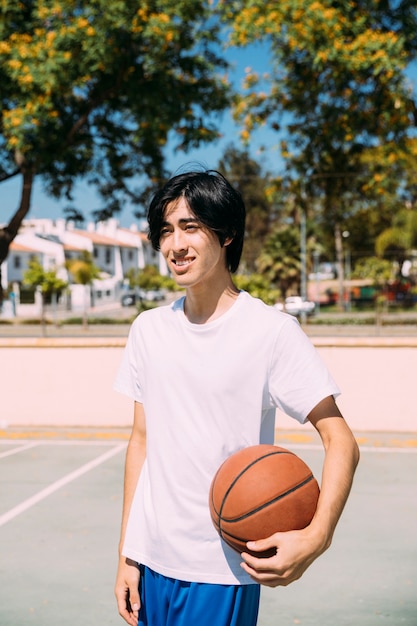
(114, 170, 359, 626)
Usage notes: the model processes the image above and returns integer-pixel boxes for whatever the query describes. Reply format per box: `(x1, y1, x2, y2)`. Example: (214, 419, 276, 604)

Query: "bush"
(234, 274, 280, 305)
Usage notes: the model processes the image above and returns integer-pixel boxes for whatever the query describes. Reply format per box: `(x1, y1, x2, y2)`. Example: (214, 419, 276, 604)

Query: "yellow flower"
(12, 117, 23, 128)
(8, 58, 22, 70)
(37, 6, 50, 20)
(137, 8, 148, 21)
(19, 74, 34, 85)
(157, 13, 170, 24)
(0, 41, 11, 54)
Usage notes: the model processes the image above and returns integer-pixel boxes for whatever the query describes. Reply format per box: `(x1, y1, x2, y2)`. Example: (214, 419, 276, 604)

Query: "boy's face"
(159, 197, 230, 291)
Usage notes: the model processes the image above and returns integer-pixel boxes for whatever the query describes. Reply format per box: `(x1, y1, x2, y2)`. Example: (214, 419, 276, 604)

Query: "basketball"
(209, 444, 320, 557)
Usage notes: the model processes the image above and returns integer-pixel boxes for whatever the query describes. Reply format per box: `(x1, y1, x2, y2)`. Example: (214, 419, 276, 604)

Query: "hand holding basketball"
(209, 444, 320, 558)
(241, 524, 325, 587)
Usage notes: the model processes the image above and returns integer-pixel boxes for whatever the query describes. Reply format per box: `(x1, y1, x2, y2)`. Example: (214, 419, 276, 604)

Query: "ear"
(223, 235, 234, 247)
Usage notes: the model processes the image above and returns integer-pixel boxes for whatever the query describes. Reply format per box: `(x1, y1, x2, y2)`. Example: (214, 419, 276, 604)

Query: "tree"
(220, 0, 417, 304)
(126, 264, 177, 292)
(0, 0, 231, 304)
(234, 273, 280, 305)
(255, 224, 302, 298)
(66, 251, 100, 329)
(353, 257, 393, 284)
(352, 256, 394, 323)
(217, 145, 277, 272)
(375, 206, 417, 270)
(23, 257, 68, 333)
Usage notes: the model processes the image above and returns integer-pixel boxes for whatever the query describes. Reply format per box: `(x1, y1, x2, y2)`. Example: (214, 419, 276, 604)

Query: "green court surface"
(0, 430, 416, 626)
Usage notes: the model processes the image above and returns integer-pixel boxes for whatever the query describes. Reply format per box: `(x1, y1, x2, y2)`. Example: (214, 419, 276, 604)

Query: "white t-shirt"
(114, 291, 340, 584)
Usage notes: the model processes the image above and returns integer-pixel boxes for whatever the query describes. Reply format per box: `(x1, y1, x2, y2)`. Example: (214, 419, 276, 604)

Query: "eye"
(184, 223, 199, 231)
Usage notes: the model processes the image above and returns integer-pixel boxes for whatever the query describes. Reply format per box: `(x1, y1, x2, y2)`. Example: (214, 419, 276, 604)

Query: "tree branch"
(0, 168, 20, 183)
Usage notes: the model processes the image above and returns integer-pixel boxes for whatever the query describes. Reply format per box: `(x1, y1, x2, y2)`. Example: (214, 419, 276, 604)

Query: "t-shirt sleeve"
(269, 316, 340, 423)
(113, 320, 144, 403)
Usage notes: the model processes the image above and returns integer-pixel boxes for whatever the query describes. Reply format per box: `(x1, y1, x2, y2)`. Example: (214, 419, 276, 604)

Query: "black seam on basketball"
(219, 528, 247, 544)
(219, 474, 316, 523)
(218, 450, 291, 519)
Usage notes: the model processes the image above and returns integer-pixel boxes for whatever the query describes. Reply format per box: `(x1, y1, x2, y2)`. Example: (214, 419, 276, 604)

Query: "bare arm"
(115, 401, 147, 625)
(240, 396, 360, 587)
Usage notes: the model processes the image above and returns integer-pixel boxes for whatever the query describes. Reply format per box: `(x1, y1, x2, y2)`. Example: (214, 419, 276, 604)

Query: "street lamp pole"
(300, 210, 307, 324)
(342, 230, 351, 312)
(313, 249, 320, 314)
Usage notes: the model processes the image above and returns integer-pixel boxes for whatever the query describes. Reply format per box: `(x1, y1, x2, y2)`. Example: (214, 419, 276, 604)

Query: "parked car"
(121, 288, 165, 307)
(138, 288, 165, 302)
(275, 296, 315, 317)
(121, 291, 141, 307)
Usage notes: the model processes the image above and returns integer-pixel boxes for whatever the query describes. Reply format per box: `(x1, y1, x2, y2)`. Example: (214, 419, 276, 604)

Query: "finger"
(240, 561, 289, 587)
(242, 561, 281, 579)
(246, 537, 277, 554)
(115, 586, 140, 626)
(128, 587, 141, 620)
(240, 542, 277, 569)
(116, 598, 138, 626)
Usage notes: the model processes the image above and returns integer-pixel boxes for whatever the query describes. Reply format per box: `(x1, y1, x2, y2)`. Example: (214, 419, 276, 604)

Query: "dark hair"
(147, 170, 246, 273)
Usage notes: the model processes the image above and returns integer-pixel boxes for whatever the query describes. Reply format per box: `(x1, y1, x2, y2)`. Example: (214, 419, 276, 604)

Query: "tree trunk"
(82, 284, 89, 330)
(0, 167, 35, 306)
(41, 291, 47, 337)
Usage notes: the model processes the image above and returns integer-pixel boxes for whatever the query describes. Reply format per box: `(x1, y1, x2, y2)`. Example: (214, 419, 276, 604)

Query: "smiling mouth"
(172, 257, 194, 268)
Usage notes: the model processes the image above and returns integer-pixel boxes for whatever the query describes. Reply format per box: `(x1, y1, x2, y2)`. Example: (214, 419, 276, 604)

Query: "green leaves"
(0, 0, 231, 212)
(220, 0, 417, 278)
(66, 251, 100, 285)
(23, 257, 68, 294)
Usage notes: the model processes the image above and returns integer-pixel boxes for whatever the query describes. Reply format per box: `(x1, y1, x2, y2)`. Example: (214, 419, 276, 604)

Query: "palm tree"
(256, 225, 301, 298)
(375, 207, 417, 278)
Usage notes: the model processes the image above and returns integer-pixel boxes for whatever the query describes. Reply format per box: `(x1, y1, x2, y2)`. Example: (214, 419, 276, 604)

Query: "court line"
(357, 445, 417, 454)
(0, 442, 126, 528)
(0, 442, 40, 459)
(0, 439, 417, 450)
(0, 439, 124, 447)
(285, 443, 417, 454)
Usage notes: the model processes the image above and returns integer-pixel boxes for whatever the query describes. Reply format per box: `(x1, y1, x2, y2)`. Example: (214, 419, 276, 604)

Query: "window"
(13, 256, 21, 269)
(105, 247, 111, 264)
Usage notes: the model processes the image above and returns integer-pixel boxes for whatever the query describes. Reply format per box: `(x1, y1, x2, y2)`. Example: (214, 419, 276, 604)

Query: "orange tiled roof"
(9, 241, 36, 253)
(72, 230, 136, 247)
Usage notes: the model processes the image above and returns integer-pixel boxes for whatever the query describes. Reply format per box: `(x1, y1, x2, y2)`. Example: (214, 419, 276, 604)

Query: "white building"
(1, 218, 166, 317)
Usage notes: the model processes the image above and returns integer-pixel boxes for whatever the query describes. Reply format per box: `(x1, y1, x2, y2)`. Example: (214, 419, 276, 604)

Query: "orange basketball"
(209, 444, 320, 557)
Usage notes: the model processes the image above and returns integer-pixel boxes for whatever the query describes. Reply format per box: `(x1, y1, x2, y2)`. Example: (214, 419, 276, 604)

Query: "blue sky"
(2, 44, 417, 228)
(1, 42, 281, 228)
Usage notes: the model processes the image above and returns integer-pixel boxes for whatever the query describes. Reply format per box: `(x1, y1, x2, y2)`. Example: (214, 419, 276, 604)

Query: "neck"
(184, 277, 239, 324)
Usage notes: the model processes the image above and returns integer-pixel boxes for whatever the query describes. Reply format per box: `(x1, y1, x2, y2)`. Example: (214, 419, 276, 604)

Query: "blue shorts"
(138, 565, 260, 626)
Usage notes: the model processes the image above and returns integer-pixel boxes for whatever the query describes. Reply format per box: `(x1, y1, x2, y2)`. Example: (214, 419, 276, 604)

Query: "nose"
(172, 228, 187, 252)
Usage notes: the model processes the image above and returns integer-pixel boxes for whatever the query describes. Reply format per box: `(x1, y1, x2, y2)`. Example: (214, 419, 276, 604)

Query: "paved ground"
(1, 300, 417, 338)
(2, 321, 417, 338)
(0, 429, 416, 626)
